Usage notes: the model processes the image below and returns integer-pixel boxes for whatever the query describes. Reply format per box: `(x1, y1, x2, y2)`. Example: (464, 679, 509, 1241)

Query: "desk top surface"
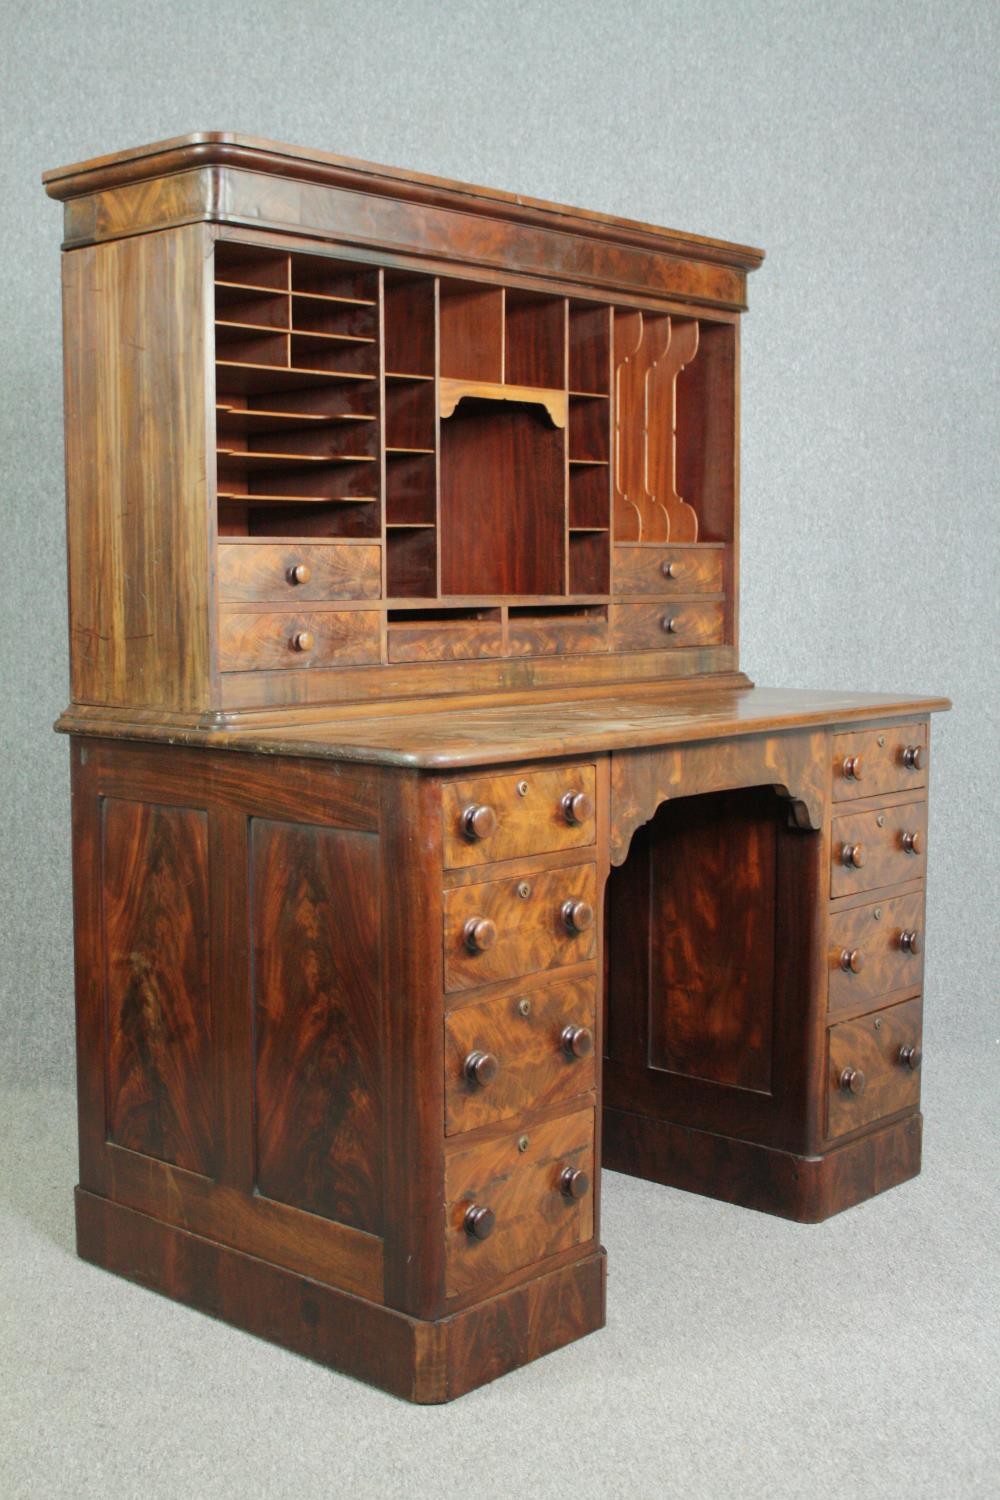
(61, 684, 951, 770)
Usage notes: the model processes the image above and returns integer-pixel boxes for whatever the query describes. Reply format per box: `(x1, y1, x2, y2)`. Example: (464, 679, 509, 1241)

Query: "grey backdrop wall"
(0, 0, 995, 1086)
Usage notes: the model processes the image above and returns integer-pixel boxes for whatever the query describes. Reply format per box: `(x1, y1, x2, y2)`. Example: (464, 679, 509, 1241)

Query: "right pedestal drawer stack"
(826, 722, 930, 1143)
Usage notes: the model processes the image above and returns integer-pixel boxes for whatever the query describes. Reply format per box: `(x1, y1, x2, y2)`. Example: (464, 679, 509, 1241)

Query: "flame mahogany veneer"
(45, 135, 949, 1401)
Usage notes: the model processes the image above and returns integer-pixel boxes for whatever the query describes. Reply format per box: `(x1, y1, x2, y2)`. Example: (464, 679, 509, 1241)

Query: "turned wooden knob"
(898, 1044, 922, 1071)
(291, 630, 314, 652)
(899, 928, 922, 955)
(839, 947, 865, 974)
(561, 1024, 594, 1059)
(561, 899, 594, 934)
(842, 754, 864, 781)
(661, 615, 680, 634)
(839, 1066, 866, 1095)
(841, 843, 865, 868)
(463, 1050, 499, 1087)
(463, 917, 497, 953)
(287, 562, 312, 586)
(559, 1167, 590, 1200)
(661, 560, 681, 579)
(902, 829, 923, 855)
(462, 803, 497, 841)
(901, 745, 924, 771)
(464, 1205, 495, 1240)
(562, 790, 594, 825)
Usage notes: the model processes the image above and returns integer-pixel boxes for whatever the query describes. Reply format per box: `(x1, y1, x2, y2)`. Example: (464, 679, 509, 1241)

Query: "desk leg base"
(602, 1109, 922, 1222)
(75, 1189, 606, 1402)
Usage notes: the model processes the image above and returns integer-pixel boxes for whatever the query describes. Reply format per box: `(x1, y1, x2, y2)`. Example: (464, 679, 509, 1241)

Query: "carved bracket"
(610, 732, 828, 865)
(438, 377, 566, 427)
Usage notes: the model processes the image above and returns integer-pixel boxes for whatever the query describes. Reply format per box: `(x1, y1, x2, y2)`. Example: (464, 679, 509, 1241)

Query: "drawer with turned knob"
(830, 800, 928, 896)
(217, 608, 380, 672)
(832, 722, 928, 801)
(445, 1105, 595, 1298)
(828, 890, 926, 1013)
(441, 765, 597, 868)
(218, 541, 381, 603)
(444, 864, 597, 992)
(444, 976, 597, 1134)
(612, 544, 725, 596)
(610, 599, 725, 652)
(826, 995, 923, 1138)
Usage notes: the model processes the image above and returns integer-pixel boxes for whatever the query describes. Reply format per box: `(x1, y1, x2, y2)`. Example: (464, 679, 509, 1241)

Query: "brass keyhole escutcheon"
(874, 1017, 882, 1031)
(877, 814, 886, 827)
(873, 907, 883, 921)
(517, 882, 532, 899)
(877, 734, 886, 747)
(517, 1135, 530, 1153)
(517, 780, 529, 797)
(517, 997, 531, 1017)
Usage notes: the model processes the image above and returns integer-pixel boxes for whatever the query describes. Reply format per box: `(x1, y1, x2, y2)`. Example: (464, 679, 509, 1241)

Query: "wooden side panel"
(102, 798, 213, 1173)
(61, 225, 214, 711)
(251, 819, 383, 1235)
(647, 789, 777, 1092)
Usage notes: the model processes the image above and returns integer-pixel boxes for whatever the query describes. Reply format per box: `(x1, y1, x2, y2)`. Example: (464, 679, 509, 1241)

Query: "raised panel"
(252, 819, 383, 1234)
(647, 788, 778, 1092)
(103, 798, 213, 1173)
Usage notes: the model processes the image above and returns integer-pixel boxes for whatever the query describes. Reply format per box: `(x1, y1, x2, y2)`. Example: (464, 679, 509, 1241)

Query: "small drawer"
(613, 545, 724, 595)
(830, 800, 927, 897)
(442, 764, 597, 869)
(833, 723, 928, 801)
(445, 1105, 595, 1298)
(507, 612, 608, 657)
(218, 609, 380, 672)
(444, 864, 597, 993)
(828, 891, 925, 1014)
(388, 618, 503, 663)
(610, 600, 725, 652)
(218, 542, 381, 603)
(445, 976, 597, 1135)
(827, 996, 923, 1139)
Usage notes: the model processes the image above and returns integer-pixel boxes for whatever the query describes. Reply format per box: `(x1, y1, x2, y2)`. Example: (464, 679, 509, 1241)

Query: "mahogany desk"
(44, 135, 950, 1402)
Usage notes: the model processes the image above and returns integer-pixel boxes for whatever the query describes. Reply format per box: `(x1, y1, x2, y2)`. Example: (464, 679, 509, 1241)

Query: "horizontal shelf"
(214, 280, 376, 308)
(216, 405, 375, 431)
(289, 327, 376, 345)
(217, 534, 379, 546)
(385, 371, 434, 382)
(216, 319, 289, 336)
(568, 525, 610, 533)
(386, 446, 435, 456)
(386, 521, 435, 530)
(216, 361, 377, 392)
(217, 491, 378, 504)
(568, 457, 609, 466)
(217, 450, 376, 469)
(569, 389, 610, 400)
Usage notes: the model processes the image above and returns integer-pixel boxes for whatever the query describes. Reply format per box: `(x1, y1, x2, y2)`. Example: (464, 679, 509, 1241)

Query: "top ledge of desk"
(57, 686, 952, 771)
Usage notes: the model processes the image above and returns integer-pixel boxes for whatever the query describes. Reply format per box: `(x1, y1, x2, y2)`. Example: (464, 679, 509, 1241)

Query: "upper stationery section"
(45, 134, 764, 722)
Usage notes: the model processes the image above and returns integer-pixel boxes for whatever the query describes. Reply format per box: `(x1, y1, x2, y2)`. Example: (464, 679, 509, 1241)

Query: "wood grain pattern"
(830, 800, 928, 897)
(613, 545, 724, 595)
(444, 863, 598, 992)
(388, 619, 503, 664)
(102, 798, 213, 1173)
(252, 819, 383, 1234)
(610, 600, 725, 652)
(831, 723, 928, 801)
(828, 890, 925, 1014)
(218, 609, 380, 671)
(441, 764, 597, 868)
(444, 1106, 595, 1297)
(827, 996, 922, 1139)
(61, 224, 215, 712)
(507, 615, 609, 657)
(611, 728, 830, 865)
(646, 788, 778, 1092)
(218, 542, 381, 602)
(444, 976, 597, 1134)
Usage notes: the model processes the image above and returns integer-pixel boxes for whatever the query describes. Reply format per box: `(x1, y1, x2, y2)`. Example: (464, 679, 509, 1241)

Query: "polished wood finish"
(47, 134, 949, 1401)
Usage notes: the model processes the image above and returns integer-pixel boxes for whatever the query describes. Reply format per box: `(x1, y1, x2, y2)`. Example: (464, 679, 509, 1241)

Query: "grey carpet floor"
(1, 1047, 996, 1500)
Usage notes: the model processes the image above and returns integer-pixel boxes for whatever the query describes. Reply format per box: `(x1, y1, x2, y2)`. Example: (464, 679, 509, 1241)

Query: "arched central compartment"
(604, 785, 820, 1141)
